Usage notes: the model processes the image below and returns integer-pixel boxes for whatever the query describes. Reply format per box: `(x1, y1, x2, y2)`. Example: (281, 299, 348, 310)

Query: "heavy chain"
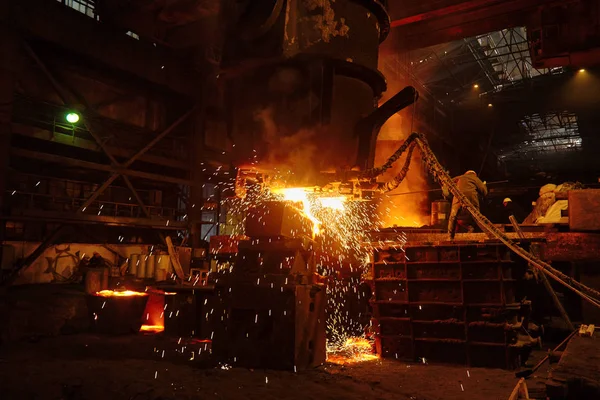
(368, 131, 600, 307)
(360, 132, 421, 179)
(377, 142, 416, 192)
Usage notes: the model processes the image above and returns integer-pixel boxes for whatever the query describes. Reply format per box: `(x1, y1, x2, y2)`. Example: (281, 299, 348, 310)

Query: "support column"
(189, 106, 205, 249)
(0, 8, 17, 261)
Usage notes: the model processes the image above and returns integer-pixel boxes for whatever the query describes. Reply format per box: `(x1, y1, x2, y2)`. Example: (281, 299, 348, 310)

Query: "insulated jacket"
(452, 173, 488, 209)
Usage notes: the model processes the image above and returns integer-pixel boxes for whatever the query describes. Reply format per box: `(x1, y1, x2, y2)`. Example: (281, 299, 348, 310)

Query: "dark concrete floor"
(0, 333, 520, 400)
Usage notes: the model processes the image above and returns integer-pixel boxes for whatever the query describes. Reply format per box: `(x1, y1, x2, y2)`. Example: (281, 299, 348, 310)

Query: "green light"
(66, 112, 80, 123)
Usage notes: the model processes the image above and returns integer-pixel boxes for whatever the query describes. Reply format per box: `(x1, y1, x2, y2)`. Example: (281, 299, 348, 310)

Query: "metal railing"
(6, 190, 186, 220)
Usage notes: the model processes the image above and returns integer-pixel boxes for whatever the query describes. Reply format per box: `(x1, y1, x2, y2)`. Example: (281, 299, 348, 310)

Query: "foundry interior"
(2, 1, 600, 400)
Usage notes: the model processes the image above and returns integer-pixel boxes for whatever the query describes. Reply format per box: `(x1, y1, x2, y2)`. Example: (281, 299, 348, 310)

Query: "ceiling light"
(487, 103, 493, 107)
(65, 112, 80, 123)
(473, 84, 479, 89)
(579, 68, 586, 73)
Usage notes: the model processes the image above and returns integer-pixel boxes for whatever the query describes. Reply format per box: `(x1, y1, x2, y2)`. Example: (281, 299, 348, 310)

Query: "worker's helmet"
(503, 198, 512, 205)
(465, 170, 477, 175)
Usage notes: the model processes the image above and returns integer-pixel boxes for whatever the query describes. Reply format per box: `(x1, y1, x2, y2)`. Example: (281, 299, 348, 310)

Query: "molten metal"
(140, 324, 165, 333)
(272, 187, 323, 236)
(95, 290, 148, 297)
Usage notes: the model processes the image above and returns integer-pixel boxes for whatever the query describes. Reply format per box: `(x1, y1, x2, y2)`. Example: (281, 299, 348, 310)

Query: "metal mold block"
(569, 190, 600, 231)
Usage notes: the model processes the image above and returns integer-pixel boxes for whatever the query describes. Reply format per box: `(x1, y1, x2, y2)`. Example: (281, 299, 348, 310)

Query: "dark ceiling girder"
(390, 0, 505, 28)
(11, 0, 199, 96)
(384, 0, 566, 52)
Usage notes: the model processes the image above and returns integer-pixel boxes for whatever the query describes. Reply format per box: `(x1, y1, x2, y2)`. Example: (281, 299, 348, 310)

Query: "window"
(57, 0, 97, 19)
(5, 221, 24, 238)
(126, 31, 140, 40)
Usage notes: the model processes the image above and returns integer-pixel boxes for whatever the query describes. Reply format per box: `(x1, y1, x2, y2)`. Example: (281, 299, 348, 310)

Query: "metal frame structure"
(499, 111, 582, 161)
(390, 27, 564, 104)
(21, 41, 197, 235)
(472, 27, 564, 93)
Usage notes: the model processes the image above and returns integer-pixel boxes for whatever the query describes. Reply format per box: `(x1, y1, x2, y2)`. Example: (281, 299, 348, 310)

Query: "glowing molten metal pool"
(140, 324, 165, 333)
(95, 290, 148, 297)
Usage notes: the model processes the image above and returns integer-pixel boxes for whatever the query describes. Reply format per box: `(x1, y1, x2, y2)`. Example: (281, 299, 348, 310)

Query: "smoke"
(253, 107, 320, 185)
(374, 62, 430, 227)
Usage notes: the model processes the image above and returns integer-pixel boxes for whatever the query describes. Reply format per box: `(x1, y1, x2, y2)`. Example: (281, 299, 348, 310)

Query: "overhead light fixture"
(487, 103, 493, 108)
(473, 84, 479, 89)
(579, 69, 586, 73)
(65, 112, 80, 124)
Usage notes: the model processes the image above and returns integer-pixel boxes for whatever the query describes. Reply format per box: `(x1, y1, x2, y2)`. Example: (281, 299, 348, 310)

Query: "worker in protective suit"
(446, 170, 488, 239)
(502, 198, 526, 223)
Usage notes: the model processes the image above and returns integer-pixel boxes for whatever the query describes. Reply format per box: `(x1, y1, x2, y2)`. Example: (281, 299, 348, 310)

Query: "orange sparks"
(95, 290, 148, 297)
(327, 337, 378, 365)
(318, 196, 347, 211)
(271, 187, 324, 236)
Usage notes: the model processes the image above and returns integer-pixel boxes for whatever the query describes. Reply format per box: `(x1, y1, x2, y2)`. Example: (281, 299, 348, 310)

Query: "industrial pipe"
(354, 86, 419, 170)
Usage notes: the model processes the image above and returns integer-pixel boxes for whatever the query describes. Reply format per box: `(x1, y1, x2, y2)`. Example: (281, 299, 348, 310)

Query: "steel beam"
(5, 209, 187, 229)
(18, 13, 201, 232)
(11, 148, 192, 185)
(123, 106, 197, 168)
(78, 174, 119, 212)
(22, 42, 74, 105)
(121, 175, 150, 218)
(24, 41, 123, 207)
(12, 123, 190, 170)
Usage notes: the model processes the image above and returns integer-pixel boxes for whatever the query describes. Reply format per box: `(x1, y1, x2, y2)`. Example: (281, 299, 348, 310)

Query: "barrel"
(136, 255, 147, 279)
(155, 255, 171, 282)
(146, 255, 156, 279)
(85, 269, 104, 294)
(128, 254, 140, 276)
(430, 200, 451, 230)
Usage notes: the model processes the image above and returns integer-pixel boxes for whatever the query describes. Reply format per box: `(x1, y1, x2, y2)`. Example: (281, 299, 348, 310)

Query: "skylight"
(499, 111, 582, 160)
(474, 27, 564, 91)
